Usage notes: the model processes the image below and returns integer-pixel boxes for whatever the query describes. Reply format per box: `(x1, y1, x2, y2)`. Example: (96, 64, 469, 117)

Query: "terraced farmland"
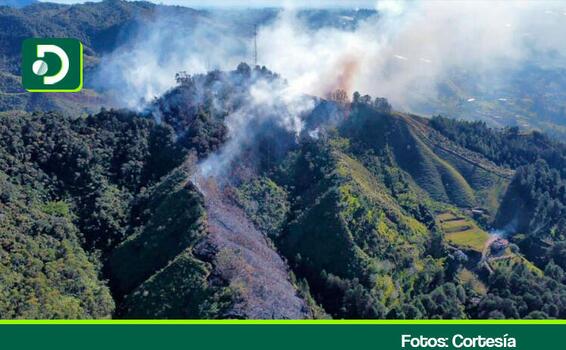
(437, 211, 490, 252)
(438, 211, 538, 277)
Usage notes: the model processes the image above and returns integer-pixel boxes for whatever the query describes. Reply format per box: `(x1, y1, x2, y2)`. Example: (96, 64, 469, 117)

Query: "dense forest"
(1, 63, 566, 319)
(1, 0, 566, 320)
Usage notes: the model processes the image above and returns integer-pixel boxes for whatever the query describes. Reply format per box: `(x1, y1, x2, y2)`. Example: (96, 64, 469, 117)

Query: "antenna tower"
(254, 24, 258, 67)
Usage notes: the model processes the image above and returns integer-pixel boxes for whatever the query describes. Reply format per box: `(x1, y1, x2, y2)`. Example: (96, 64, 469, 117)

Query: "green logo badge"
(22, 38, 83, 92)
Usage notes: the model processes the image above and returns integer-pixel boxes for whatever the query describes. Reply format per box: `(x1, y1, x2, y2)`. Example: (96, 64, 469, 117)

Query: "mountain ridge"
(1, 59, 566, 319)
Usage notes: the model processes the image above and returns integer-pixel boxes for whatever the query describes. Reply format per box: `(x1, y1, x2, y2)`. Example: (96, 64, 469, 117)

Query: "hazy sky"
(40, 0, 377, 9)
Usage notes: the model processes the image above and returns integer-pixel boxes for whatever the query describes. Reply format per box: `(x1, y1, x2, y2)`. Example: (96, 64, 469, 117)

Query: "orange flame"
(324, 56, 360, 98)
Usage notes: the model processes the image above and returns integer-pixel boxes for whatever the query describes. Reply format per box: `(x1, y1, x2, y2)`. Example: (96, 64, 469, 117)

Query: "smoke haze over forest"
(93, 1, 566, 116)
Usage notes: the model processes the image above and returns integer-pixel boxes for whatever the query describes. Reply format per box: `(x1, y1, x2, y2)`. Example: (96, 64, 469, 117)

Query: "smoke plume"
(94, 0, 566, 175)
(257, 1, 566, 111)
(197, 71, 314, 179)
(96, 1, 566, 112)
(94, 8, 251, 109)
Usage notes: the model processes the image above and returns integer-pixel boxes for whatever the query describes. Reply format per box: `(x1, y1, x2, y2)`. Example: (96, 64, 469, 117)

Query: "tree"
(374, 97, 392, 113)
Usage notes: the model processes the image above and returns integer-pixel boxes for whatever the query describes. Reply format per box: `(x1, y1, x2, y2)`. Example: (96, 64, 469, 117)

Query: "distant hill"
(0, 0, 36, 8)
(0, 0, 379, 117)
(417, 66, 566, 140)
(0, 0, 203, 115)
(0, 0, 164, 74)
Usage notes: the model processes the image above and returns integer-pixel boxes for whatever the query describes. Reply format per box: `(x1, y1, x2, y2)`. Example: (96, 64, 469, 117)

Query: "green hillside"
(0, 0, 201, 115)
(0, 171, 114, 319)
(1, 65, 566, 319)
(340, 105, 511, 212)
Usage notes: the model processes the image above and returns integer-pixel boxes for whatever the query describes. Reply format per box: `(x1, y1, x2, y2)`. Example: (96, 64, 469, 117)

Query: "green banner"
(0, 321, 564, 350)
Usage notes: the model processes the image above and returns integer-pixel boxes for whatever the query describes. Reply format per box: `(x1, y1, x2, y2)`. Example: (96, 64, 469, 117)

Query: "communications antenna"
(254, 24, 258, 67)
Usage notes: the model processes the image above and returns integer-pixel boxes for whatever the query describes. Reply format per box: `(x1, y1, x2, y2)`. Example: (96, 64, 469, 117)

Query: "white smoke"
(96, 1, 566, 112)
(197, 73, 314, 179)
(94, 10, 250, 109)
(94, 0, 566, 176)
(257, 0, 566, 111)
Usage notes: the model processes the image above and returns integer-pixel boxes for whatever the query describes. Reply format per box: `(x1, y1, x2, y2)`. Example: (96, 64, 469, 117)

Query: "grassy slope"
(335, 150, 429, 244)
(280, 137, 438, 314)
(457, 268, 487, 295)
(340, 105, 510, 210)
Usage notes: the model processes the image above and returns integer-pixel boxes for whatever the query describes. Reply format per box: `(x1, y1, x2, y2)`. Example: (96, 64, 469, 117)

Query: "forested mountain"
(2, 0, 565, 139)
(1, 0, 566, 320)
(0, 0, 36, 8)
(0, 0, 375, 116)
(0, 0, 156, 114)
(2, 64, 566, 319)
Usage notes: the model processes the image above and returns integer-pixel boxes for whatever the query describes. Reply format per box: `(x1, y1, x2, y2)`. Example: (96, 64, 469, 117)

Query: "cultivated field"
(438, 211, 490, 252)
